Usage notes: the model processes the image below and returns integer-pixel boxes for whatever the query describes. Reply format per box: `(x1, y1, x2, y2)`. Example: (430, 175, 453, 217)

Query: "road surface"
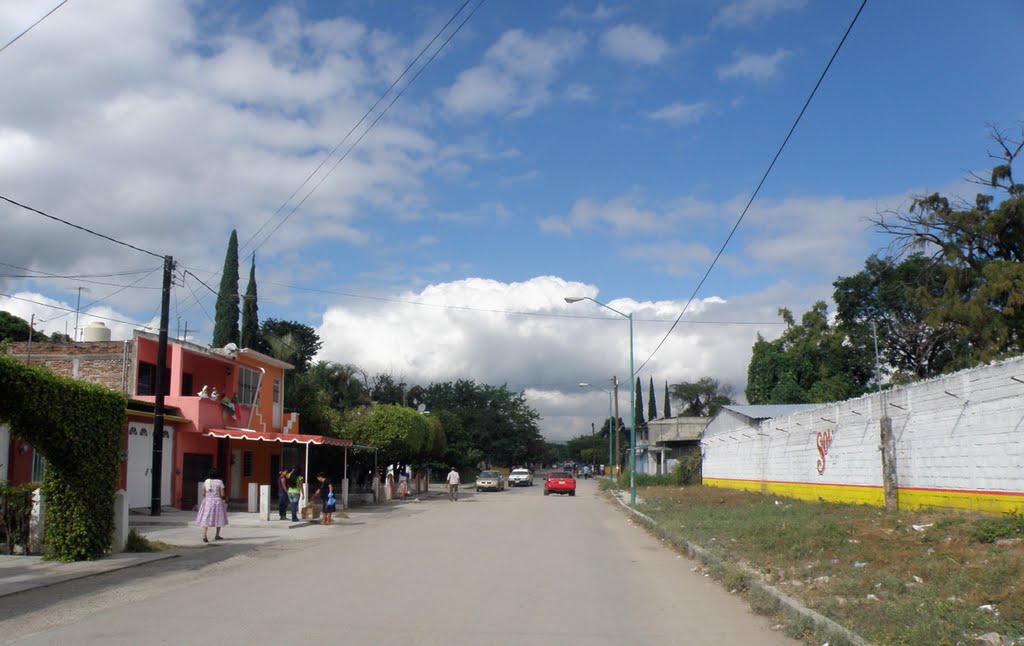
(0, 476, 796, 645)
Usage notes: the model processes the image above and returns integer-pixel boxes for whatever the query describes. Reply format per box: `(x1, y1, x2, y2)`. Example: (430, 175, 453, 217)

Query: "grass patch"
(635, 485, 1024, 645)
(123, 529, 169, 552)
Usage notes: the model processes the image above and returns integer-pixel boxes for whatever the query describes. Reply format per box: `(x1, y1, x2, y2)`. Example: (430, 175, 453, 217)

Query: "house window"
(31, 450, 46, 483)
(238, 367, 260, 406)
(243, 451, 253, 477)
(273, 378, 281, 404)
(181, 372, 193, 396)
(137, 362, 170, 396)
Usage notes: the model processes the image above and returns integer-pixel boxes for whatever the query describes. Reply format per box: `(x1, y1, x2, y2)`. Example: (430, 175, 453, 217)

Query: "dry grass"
(634, 485, 1024, 645)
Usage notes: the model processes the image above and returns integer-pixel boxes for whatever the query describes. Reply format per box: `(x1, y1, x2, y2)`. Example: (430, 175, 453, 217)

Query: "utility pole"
(873, 321, 898, 510)
(612, 375, 621, 480)
(26, 314, 34, 364)
(73, 286, 88, 341)
(151, 255, 174, 516)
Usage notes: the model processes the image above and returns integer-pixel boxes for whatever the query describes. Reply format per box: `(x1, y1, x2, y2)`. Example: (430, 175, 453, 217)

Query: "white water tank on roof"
(83, 321, 111, 342)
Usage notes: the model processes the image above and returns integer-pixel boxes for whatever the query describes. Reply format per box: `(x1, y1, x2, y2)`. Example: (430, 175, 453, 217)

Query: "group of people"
(277, 467, 336, 525)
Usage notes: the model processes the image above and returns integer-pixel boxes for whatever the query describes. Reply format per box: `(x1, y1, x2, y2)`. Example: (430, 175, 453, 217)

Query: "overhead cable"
(636, 0, 869, 375)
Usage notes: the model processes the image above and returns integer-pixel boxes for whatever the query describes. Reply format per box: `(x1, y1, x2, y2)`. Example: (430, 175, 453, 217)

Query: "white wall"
(0, 424, 9, 482)
(702, 355, 1024, 508)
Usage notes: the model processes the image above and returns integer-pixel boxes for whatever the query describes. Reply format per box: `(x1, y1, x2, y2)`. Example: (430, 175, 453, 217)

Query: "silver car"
(475, 470, 504, 492)
(507, 468, 533, 487)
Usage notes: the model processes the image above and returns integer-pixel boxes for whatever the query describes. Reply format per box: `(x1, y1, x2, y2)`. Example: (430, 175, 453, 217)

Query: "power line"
(636, 0, 869, 375)
(0, 0, 68, 54)
(0, 291, 157, 332)
(239, 0, 476, 256)
(36, 267, 162, 325)
(0, 194, 165, 259)
(0, 262, 163, 288)
(0, 262, 161, 279)
(248, 0, 488, 258)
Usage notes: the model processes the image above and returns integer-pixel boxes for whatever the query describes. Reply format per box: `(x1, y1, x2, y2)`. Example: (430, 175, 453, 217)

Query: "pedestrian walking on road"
(446, 466, 460, 501)
(278, 468, 292, 520)
(196, 468, 228, 543)
(287, 468, 305, 522)
(398, 467, 409, 499)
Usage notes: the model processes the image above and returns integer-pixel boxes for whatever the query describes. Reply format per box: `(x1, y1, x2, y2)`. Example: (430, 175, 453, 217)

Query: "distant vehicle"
(475, 470, 505, 492)
(544, 471, 576, 496)
(507, 468, 533, 487)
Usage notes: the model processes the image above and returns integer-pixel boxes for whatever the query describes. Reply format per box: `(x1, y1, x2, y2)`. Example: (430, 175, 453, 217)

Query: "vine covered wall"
(0, 355, 125, 561)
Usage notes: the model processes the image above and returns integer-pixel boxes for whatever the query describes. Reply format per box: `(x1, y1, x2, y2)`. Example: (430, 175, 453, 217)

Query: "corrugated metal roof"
(722, 404, 820, 420)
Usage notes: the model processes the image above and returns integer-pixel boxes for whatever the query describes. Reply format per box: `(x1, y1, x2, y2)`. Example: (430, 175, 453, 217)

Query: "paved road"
(0, 477, 796, 645)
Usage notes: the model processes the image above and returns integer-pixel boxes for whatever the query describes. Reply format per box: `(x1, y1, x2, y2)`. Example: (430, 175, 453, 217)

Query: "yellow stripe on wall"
(703, 478, 1024, 514)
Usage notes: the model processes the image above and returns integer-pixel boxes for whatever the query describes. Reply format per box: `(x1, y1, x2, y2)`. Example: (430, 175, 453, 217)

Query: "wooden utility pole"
(151, 255, 174, 516)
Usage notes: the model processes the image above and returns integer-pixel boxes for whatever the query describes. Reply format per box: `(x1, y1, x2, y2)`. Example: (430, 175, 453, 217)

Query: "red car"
(544, 471, 576, 496)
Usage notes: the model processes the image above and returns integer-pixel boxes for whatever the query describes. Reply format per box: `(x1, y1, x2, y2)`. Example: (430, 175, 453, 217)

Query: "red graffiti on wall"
(816, 429, 833, 475)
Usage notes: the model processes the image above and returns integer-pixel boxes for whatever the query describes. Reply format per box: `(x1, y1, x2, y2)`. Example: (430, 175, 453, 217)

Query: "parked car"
(475, 470, 505, 492)
(507, 468, 533, 487)
(544, 471, 576, 496)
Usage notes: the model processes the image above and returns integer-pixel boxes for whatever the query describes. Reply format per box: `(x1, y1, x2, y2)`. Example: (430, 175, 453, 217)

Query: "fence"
(702, 354, 1024, 514)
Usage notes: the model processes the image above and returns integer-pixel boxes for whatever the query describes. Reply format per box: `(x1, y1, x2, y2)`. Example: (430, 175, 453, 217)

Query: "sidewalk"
(0, 496, 429, 599)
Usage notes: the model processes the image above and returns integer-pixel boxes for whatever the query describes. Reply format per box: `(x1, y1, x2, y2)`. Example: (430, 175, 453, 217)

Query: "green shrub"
(973, 511, 1024, 544)
(124, 529, 155, 553)
(0, 481, 37, 554)
(0, 355, 125, 561)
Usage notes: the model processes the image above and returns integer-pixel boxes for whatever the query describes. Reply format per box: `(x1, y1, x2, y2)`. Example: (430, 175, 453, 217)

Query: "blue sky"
(2, 0, 1022, 442)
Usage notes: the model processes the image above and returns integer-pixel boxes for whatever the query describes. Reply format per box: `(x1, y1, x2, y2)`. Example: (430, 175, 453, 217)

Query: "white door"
(0, 424, 9, 482)
(272, 378, 282, 429)
(127, 423, 174, 509)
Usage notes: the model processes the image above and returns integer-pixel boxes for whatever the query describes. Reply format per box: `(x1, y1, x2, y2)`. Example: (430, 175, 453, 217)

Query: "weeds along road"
(0, 477, 797, 645)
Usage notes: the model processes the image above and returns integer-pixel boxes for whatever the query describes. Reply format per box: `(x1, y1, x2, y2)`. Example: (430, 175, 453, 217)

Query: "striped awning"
(202, 428, 352, 447)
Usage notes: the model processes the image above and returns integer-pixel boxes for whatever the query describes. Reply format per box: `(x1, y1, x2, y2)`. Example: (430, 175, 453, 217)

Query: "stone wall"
(6, 341, 129, 392)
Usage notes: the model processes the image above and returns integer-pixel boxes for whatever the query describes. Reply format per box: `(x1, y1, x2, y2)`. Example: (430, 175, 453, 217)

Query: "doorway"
(182, 452, 213, 511)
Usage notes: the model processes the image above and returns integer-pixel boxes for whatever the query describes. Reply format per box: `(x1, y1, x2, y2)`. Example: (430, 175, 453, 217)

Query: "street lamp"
(566, 296, 636, 505)
(579, 380, 615, 483)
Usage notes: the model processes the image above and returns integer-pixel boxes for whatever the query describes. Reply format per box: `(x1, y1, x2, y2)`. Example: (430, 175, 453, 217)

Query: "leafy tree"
(745, 303, 874, 404)
(49, 331, 72, 342)
(869, 125, 1024, 368)
(833, 254, 957, 383)
(342, 405, 433, 463)
(371, 373, 410, 406)
(647, 376, 657, 421)
(212, 230, 240, 348)
(670, 377, 735, 417)
(663, 381, 672, 418)
(634, 377, 645, 427)
(258, 319, 322, 371)
(0, 311, 47, 343)
(284, 361, 369, 436)
(240, 255, 259, 350)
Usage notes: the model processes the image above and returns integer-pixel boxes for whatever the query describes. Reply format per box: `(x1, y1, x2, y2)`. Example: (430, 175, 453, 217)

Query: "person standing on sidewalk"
(287, 468, 304, 522)
(278, 468, 292, 520)
(196, 468, 228, 543)
(446, 466, 460, 502)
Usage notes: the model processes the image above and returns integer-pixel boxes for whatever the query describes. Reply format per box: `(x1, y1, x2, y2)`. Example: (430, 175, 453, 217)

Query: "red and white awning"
(202, 428, 352, 448)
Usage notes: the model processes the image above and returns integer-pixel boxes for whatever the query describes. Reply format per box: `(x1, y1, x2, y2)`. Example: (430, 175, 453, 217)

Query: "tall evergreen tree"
(212, 230, 240, 348)
(634, 376, 645, 426)
(647, 376, 657, 420)
(663, 380, 672, 418)
(240, 254, 259, 349)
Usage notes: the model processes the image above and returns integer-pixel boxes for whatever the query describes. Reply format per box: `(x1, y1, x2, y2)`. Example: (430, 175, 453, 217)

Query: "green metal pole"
(607, 387, 613, 479)
(628, 313, 636, 505)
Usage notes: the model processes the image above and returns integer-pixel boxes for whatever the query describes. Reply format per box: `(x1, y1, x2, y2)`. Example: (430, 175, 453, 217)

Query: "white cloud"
(565, 83, 596, 102)
(601, 24, 670, 64)
(560, 3, 621, 22)
(717, 48, 792, 81)
(644, 101, 709, 126)
(713, 0, 807, 28)
(440, 29, 586, 118)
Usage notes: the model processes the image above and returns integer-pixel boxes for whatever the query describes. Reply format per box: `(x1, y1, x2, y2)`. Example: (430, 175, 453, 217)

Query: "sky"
(2, 0, 1022, 443)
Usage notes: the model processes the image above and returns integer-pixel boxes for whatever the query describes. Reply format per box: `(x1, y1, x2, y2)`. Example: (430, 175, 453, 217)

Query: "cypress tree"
(634, 376, 645, 426)
(212, 229, 240, 348)
(663, 381, 672, 418)
(647, 376, 657, 421)
(240, 254, 259, 349)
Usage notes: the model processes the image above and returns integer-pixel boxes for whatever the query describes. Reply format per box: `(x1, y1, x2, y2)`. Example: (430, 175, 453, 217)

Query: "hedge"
(0, 354, 125, 561)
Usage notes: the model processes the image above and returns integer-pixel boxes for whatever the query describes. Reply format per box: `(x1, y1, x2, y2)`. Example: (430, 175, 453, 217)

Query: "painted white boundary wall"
(702, 354, 1024, 513)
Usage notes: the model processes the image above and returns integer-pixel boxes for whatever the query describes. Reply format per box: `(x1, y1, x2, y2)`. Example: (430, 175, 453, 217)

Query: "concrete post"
(259, 484, 270, 521)
(341, 478, 349, 510)
(29, 487, 45, 555)
(372, 474, 380, 503)
(113, 490, 129, 551)
(247, 482, 258, 512)
(880, 416, 898, 510)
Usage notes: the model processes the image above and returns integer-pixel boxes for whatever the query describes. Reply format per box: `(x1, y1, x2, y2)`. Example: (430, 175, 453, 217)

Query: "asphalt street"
(0, 478, 797, 645)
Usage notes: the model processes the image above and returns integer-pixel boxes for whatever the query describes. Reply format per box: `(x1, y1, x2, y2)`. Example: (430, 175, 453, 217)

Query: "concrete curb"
(0, 552, 178, 598)
(608, 490, 871, 646)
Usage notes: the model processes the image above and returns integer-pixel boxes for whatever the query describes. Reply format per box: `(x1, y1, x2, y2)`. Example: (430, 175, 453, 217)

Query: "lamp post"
(566, 296, 636, 505)
(579, 380, 615, 482)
